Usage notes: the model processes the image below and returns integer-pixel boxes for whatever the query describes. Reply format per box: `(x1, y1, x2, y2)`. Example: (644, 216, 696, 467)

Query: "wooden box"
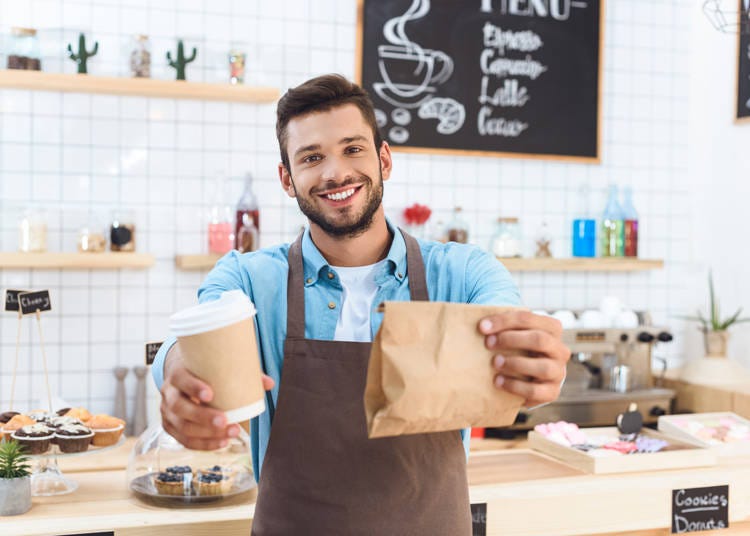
(528, 426, 717, 474)
(658, 412, 750, 457)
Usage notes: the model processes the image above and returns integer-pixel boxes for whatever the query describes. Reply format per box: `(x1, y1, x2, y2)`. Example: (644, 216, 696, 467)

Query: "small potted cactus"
(0, 440, 32, 515)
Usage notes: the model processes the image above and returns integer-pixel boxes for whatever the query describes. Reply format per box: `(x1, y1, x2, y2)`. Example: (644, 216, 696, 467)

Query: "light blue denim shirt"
(152, 219, 520, 479)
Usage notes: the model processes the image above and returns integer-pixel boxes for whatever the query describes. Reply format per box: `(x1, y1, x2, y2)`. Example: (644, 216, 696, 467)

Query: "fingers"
(494, 375, 561, 408)
(169, 365, 214, 404)
(262, 374, 275, 391)
(487, 328, 566, 358)
(492, 354, 562, 383)
(479, 310, 563, 337)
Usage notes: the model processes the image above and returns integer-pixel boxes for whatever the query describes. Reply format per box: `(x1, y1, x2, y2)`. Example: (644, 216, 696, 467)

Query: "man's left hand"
(479, 310, 570, 407)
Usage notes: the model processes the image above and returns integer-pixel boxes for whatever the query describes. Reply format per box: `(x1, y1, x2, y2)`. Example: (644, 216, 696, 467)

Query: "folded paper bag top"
(364, 301, 525, 438)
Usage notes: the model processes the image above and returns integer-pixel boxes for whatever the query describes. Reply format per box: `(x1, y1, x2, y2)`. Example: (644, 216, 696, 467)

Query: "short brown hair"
(276, 74, 383, 172)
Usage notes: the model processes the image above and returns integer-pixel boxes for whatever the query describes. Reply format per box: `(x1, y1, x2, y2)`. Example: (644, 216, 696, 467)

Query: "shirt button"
(306, 278, 313, 284)
(327, 272, 334, 280)
(328, 302, 336, 310)
(397, 272, 403, 278)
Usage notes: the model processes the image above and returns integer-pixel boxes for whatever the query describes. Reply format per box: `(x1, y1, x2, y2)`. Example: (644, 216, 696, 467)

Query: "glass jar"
(534, 221, 552, 258)
(110, 210, 136, 252)
(18, 209, 47, 252)
(491, 217, 521, 258)
(130, 34, 151, 78)
(78, 226, 107, 253)
(445, 207, 469, 243)
(7, 27, 42, 71)
(229, 50, 246, 84)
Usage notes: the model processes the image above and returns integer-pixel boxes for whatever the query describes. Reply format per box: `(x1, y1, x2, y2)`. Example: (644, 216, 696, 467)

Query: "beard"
(290, 169, 384, 239)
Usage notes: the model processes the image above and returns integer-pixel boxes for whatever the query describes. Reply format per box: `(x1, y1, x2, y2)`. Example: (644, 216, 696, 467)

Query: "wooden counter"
(4, 438, 750, 535)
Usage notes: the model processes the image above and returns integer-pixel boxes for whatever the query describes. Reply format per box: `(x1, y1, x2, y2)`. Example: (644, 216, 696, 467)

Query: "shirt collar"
(300, 217, 407, 286)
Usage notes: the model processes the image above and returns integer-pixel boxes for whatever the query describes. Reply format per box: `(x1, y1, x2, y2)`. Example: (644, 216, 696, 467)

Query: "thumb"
(262, 374, 275, 391)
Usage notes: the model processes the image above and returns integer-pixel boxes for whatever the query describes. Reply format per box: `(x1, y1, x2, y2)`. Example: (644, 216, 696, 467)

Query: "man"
(152, 74, 569, 535)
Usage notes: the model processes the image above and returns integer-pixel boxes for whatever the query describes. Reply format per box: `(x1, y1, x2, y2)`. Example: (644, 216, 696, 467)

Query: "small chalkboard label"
(471, 502, 487, 536)
(672, 485, 729, 533)
(145, 341, 163, 366)
(18, 290, 52, 315)
(4, 289, 28, 312)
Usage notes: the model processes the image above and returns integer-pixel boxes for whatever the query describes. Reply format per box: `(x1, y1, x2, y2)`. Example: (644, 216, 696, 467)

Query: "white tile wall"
(0, 0, 723, 421)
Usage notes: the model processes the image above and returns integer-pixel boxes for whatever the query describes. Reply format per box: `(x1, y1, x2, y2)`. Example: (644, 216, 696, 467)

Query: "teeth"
(325, 188, 356, 201)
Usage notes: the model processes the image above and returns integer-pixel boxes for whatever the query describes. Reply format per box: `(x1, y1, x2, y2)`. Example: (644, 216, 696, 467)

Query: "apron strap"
(286, 232, 306, 339)
(400, 228, 429, 302)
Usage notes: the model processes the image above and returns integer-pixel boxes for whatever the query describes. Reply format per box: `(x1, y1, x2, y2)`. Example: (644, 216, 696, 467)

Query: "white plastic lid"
(169, 290, 256, 337)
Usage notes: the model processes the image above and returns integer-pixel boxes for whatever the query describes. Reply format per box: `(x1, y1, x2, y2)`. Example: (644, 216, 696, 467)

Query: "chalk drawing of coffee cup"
(375, 44, 453, 108)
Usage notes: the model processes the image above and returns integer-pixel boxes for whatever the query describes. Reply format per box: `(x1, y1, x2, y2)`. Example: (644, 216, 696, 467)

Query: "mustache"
(311, 176, 369, 195)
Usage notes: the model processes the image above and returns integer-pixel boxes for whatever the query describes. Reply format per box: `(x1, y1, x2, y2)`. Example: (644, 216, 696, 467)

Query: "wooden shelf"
(175, 254, 222, 270)
(498, 257, 664, 272)
(0, 252, 155, 270)
(0, 69, 279, 103)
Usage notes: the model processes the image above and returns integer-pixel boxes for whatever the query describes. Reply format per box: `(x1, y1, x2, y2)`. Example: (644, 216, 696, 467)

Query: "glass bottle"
(237, 213, 259, 253)
(234, 173, 259, 250)
(572, 184, 596, 258)
(8, 27, 42, 71)
(229, 49, 246, 84)
(621, 186, 639, 257)
(18, 209, 47, 252)
(130, 34, 151, 78)
(110, 210, 136, 252)
(208, 173, 235, 254)
(534, 221, 552, 258)
(491, 217, 521, 258)
(445, 207, 469, 243)
(600, 185, 624, 257)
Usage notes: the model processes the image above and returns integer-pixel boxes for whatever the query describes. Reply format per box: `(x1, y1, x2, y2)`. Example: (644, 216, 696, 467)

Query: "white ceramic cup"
(170, 290, 265, 423)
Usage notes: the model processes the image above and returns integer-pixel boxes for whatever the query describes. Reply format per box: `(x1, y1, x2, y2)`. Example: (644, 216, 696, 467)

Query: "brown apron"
(251, 230, 471, 536)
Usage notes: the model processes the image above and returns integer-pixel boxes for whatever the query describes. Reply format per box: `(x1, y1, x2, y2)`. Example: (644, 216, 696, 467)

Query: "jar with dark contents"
(130, 34, 151, 78)
(445, 207, 469, 244)
(110, 212, 136, 252)
(7, 27, 42, 71)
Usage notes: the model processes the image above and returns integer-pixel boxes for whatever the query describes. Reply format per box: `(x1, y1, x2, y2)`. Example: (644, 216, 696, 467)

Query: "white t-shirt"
(332, 260, 387, 342)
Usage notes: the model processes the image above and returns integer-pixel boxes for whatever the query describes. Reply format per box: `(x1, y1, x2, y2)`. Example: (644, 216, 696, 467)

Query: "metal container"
(609, 365, 632, 393)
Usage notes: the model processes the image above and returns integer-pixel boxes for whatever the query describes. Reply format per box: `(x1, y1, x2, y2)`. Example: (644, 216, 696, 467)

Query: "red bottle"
(235, 173, 259, 251)
(621, 186, 638, 257)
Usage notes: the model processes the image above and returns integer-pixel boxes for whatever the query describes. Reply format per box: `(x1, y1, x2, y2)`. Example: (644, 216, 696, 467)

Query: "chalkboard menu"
(738, 0, 750, 121)
(356, 0, 603, 161)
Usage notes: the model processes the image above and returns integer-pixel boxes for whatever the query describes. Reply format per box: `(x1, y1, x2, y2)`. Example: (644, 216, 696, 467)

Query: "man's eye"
(303, 154, 321, 163)
(346, 146, 362, 154)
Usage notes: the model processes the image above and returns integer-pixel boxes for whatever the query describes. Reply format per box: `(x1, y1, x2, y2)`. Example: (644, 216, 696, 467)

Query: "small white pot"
(0, 476, 32, 515)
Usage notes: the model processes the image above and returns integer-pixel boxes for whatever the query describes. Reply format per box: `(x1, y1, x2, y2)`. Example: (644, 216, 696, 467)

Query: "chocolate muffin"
(11, 423, 54, 455)
(0, 411, 19, 424)
(55, 423, 94, 453)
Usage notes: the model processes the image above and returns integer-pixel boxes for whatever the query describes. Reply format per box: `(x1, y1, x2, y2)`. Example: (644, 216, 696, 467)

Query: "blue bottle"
(572, 185, 596, 257)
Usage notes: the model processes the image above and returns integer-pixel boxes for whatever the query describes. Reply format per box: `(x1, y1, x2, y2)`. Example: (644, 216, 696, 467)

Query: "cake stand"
(28, 436, 125, 496)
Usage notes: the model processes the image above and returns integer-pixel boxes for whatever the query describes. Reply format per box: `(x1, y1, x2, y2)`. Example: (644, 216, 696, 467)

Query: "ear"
(278, 163, 296, 198)
(379, 141, 393, 182)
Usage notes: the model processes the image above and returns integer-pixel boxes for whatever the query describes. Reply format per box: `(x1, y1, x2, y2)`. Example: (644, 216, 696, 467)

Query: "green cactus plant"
(166, 40, 197, 81)
(67, 33, 99, 74)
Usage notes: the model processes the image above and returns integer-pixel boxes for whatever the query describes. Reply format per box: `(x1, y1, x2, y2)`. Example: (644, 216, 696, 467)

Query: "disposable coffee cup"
(169, 290, 265, 423)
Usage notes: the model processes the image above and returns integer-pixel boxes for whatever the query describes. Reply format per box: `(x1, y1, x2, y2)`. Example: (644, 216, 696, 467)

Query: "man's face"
(279, 104, 391, 238)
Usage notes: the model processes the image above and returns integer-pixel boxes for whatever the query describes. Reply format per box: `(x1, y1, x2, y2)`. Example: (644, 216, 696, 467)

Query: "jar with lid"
(229, 49, 246, 84)
(18, 209, 47, 252)
(130, 34, 151, 78)
(110, 210, 136, 252)
(491, 217, 521, 258)
(7, 27, 42, 70)
(445, 207, 469, 243)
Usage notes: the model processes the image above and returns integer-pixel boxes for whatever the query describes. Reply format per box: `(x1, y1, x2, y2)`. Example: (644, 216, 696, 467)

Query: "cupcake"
(1, 414, 35, 441)
(154, 466, 192, 496)
(55, 423, 94, 453)
(87, 414, 125, 446)
(55, 407, 71, 417)
(0, 411, 20, 424)
(27, 409, 56, 424)
(64, 407, 92, 423)
(193, 471, 230, 496)
(11, 423, 55, 455)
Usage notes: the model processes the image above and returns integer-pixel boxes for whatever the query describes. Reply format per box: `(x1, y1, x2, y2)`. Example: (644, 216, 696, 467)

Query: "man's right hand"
(160, 343, 275, 451)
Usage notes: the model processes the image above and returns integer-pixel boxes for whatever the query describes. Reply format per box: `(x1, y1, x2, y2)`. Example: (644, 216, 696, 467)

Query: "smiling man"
(151, 74, 569, 535)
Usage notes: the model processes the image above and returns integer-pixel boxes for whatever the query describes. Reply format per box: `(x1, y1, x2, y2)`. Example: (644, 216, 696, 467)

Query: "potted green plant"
(683, 271, 750, 357)
(0, 439, 32, 515)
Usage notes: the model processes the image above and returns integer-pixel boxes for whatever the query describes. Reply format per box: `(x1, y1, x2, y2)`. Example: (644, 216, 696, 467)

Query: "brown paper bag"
(364, 301, 525, 438)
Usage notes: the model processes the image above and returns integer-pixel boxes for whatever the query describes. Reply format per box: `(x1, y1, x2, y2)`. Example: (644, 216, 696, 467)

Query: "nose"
(320, 155, 354, 183)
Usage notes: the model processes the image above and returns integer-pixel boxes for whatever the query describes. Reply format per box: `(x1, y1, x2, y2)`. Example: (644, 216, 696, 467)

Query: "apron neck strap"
(286, 227, 428, 339)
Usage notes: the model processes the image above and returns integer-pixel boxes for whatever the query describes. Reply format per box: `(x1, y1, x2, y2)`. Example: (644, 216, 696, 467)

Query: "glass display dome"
(127, 422, 256, 505)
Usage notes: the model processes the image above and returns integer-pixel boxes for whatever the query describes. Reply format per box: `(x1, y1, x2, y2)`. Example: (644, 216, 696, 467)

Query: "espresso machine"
(507, 312, 675, 430)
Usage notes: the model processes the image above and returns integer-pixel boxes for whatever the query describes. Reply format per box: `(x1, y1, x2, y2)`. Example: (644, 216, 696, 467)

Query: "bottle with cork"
(235, 173, 260, 253)
(621, 186, 639, 257)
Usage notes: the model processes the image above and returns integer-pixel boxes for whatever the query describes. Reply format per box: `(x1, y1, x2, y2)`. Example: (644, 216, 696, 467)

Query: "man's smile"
(316, 184, 364, 205)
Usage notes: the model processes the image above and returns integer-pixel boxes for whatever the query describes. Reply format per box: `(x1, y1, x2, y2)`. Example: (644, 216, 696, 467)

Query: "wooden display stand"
(662, 370, 750, 420)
